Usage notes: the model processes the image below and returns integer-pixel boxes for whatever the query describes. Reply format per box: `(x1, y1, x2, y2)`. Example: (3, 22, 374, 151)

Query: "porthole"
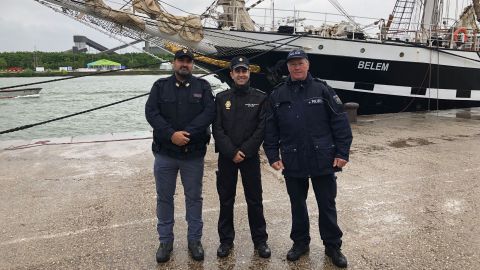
(360, 48, 365, 53)
(400, 52, 405, 57)
(318, 44, 324, 50)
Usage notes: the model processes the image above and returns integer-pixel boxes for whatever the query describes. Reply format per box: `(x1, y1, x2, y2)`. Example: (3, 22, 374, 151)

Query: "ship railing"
(203, 5, 384, 38)
(385, 21, 480, 52)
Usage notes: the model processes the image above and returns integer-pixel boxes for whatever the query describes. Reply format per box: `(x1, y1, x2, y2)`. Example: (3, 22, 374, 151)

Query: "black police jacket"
(263, 73, 353, 177)
(213, 84, 267, 159)
(145, 74, 215, 159)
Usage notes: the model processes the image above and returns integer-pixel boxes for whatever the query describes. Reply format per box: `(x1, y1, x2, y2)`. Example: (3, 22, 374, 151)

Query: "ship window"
(360, 48, 365, 53)
(318, 45, 324, 50)
(411, 87, 426, 95)
(354, 82, 374, 91)
(400, 52, 405, 57)
(456, 89, 471, 98)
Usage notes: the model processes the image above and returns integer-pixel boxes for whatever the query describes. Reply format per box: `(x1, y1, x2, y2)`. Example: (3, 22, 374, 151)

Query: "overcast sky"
(1, 0, 397, 52)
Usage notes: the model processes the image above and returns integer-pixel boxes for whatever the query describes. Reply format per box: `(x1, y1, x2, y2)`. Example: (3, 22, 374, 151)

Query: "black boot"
(325, 247, 348, 268)
(286, 243, 309, 261)
(188, 240, 205, 261)
(255, 242, 271, 258)
(217, 242, 233, 258)
(156, 242, 173, 263)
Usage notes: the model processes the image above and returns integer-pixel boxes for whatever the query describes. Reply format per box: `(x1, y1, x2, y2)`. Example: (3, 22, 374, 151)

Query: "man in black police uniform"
(213, 56, 271, 258)
(145, 48, 215, 263)
(263, 49, 353, 268)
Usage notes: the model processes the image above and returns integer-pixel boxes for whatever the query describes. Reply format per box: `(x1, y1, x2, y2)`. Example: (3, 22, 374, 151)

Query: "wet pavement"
(0, 109, 479, 269)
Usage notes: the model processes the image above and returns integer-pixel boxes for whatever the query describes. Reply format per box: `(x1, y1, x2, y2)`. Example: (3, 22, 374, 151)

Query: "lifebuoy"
(453, 27, 469, 43)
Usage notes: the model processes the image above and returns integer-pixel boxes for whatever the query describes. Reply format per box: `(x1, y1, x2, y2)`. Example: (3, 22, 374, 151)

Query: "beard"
(175, 67, 192, 78)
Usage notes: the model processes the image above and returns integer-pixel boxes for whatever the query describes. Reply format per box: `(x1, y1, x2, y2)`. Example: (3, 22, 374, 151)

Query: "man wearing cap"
(263, 49, 353, 268)
(213, 56, 271, 258)
(145, 48, 215, 263)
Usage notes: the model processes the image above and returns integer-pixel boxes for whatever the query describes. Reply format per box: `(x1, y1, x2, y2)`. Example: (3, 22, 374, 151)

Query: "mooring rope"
(0, 34, 304, 135)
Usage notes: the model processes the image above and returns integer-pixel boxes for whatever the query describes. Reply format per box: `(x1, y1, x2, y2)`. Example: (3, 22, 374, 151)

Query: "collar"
(286, 73, 313, 86)
(233, 82, 250, 95)
(173, 74, 193, 88)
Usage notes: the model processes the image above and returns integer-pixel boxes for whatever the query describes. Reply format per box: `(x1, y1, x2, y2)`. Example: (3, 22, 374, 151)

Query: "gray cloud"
(1, 0, 396, 52)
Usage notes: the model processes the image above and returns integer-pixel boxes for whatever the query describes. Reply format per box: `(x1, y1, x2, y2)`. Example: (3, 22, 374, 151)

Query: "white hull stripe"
(323, 80, 480, 101)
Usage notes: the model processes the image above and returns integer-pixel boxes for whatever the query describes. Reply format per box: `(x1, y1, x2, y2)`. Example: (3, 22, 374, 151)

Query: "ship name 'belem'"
(357, 61, 389, 71)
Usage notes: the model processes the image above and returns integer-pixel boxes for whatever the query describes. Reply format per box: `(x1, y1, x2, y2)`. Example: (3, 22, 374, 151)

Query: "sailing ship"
(35, 0, 480, 113)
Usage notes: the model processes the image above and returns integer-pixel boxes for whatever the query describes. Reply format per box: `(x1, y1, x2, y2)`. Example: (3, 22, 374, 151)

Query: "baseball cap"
(286, 49, 308, 61)
(230, 56, 250, 70)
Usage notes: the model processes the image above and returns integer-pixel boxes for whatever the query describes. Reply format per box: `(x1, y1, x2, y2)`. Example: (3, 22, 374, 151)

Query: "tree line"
(0, 52, 172, 70)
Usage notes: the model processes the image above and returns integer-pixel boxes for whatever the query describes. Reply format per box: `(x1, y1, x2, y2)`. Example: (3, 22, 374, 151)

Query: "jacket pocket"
(281, 144, 299, 170)
(188, 93, 204, 114)
(313, 141, 335, 172)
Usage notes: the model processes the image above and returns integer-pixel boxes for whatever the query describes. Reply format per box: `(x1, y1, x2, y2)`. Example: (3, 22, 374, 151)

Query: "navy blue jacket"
(213, 84, 267, 159)
(263, 73, 353, 177)
(145, 75, 215, 159)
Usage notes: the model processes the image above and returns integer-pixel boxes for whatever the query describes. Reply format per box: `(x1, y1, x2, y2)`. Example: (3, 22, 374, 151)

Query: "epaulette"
(313, 77, 327, 85)
(196, 77, 209, 84)
(215, 89, 230, 97)
(154, 77, 169, 83)
(251, 88, 266, 95)
(272, 81, 285, 89)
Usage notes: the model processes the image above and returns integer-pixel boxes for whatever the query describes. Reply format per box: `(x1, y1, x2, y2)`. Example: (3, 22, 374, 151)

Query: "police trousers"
(285, 174, 343, 249)
(154, 152, 204, 243)
(216, 154, 268, 246)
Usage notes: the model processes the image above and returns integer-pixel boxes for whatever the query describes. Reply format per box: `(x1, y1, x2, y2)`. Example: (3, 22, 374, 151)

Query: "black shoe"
(286, 243, 309, 261)
(188, 240, 205, 261)
(255, 242, 271, 258)
(325, 247, 348, 268)
(217, 242, 233, 258)
(156, 242, 173, 263)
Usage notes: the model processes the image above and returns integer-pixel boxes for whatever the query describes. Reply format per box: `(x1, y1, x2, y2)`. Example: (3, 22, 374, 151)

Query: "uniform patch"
(225, 100, 231, 110)
(333, 95, 343, 105)
(245, 103, 259, 108)
(193, 93, 202, 98)
(307, 98, 323, 105)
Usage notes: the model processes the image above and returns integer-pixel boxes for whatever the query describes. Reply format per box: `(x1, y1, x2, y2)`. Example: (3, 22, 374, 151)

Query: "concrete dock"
(1, 109, 479, 269)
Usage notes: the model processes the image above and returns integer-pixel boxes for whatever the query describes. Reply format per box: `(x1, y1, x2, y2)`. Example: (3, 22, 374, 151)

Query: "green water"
(0, 75, 226, 141)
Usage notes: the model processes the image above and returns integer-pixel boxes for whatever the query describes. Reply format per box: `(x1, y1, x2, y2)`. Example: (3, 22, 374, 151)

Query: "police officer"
(145, 48, 215, 263)
(213, 56, 271, 258)
(263, 49, 353, 268)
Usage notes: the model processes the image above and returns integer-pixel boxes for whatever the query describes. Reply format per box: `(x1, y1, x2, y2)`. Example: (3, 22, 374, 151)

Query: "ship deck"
(1, 108, 479, 269)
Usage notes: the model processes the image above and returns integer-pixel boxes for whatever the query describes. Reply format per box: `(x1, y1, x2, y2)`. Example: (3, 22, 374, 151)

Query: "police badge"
(225, 100, 231, 110)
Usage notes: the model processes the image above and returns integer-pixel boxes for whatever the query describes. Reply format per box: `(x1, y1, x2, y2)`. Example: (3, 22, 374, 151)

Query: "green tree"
(0, 57, 7, 69)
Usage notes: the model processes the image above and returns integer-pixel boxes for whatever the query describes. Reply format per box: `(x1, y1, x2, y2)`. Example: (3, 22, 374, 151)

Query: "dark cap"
(174, 48, 194, 60)
(230, 56, 250, 70)
(286, 49, 308, 61)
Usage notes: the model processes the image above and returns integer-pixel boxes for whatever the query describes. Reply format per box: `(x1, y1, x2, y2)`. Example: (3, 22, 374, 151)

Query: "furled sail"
(473, 0, 480, 22)
(133, 0, 204, 42)
(85, 0, 146, 30)
(457, 5, 479, 31)
(217, 0, 256, 31)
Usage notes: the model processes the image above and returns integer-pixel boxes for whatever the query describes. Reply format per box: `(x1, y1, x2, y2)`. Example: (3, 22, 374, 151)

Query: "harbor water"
(0, 75, 227, 141)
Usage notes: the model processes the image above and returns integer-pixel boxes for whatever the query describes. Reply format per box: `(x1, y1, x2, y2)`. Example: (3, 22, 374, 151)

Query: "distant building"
(6, 67, 24, 73)
(35, 67, 45, 72)
(59, 66, 73, 72)
(86, 59, 122, 71)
